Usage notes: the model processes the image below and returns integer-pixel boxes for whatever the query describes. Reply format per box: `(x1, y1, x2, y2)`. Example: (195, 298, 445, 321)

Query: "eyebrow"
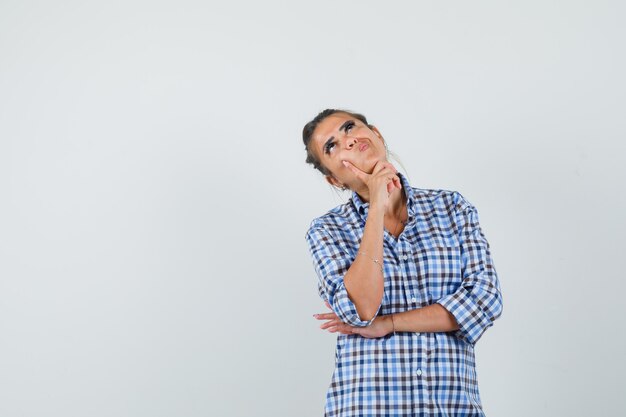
(322, 120, 354, 154)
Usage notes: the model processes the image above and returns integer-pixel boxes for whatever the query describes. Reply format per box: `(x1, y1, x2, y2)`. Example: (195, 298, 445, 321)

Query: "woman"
(303, 109, 503, 417)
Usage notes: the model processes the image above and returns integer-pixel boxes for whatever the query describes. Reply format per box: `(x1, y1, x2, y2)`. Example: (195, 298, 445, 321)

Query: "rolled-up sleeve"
(436, 193, 503, 345)
(305, 225, 380, 327)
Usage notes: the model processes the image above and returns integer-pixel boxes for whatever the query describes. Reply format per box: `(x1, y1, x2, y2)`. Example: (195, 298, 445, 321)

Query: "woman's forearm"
(343, 205, 386, 320)
(392, 303, 460, 333)
(345, 303, 460, 339)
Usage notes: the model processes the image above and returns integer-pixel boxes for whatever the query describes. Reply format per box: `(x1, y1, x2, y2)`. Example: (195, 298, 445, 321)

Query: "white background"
(1, 1, 624, 416)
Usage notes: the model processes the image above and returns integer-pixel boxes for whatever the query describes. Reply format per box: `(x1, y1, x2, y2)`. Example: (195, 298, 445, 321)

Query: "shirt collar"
(350, 172, 417, 221)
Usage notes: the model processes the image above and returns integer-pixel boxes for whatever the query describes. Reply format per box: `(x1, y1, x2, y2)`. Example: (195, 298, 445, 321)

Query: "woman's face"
(310, 112, 387, 190)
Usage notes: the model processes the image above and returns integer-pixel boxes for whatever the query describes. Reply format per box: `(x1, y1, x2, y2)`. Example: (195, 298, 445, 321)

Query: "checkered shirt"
(305, 173, 503, 417)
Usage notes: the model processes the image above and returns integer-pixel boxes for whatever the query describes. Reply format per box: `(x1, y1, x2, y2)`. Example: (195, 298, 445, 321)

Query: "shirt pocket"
(414, 235, 463, 301)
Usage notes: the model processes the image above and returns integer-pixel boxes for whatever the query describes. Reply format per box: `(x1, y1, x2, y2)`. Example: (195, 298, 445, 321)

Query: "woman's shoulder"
(409, 186, 474, 212)
(306, 201, 359, 237)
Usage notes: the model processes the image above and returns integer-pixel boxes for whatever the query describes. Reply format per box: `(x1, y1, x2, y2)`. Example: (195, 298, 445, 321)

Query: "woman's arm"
(341, 204, 385, 321)
(339, 160, 403, 321)
(305, 160, 401, 324)
(316, 193, 502, 343)
(316, 303, 459, 338)
(434, 193, 503, 344)
(392, 304, 459, 332)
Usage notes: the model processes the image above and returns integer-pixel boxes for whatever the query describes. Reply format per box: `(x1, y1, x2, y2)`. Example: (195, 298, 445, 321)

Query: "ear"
(325, 175, 343, 189)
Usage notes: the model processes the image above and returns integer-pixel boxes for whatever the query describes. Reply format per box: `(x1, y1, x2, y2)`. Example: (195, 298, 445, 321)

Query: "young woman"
(303, 109, 503, 417)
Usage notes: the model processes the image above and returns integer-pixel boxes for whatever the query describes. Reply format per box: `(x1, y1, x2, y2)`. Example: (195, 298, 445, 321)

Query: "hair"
(302, 109, 373, 177)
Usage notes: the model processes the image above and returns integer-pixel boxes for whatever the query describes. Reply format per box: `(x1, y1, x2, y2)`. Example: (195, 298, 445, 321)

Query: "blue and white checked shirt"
(305, 173, 503, 417)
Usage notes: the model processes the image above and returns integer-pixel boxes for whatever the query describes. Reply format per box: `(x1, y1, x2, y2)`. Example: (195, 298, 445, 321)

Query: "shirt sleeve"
(305, 225, 381, 327)
(436, 193, 504, 345)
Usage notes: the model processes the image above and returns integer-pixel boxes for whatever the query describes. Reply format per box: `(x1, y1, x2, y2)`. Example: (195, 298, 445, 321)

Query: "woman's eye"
(345, 122, 354, 132)
(324, 142, 336, 154)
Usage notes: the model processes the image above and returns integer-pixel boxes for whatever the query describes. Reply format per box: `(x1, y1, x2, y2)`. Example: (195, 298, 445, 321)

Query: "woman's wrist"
(367, 204, 386, 220)
(386, 314, 395, 336)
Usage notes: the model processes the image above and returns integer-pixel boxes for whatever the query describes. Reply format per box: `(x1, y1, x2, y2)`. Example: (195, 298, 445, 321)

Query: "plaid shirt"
(305, 173, 503, 417)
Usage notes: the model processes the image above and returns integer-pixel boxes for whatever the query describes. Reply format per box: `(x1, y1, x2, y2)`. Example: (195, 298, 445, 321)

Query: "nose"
(345, 137, 357, 149)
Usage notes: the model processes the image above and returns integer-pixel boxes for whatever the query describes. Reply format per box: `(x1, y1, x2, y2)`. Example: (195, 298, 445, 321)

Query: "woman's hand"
(314, 302, 394, 339)
(313, 302, 354, 335)
(342, 160, 401, 210)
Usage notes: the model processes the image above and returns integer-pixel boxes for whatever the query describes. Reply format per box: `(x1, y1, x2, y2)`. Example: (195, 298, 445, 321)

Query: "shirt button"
(416, 369, 423, 376)
(402, 254, 409, 261)
(416, 332, 421, 336)
(411, 297, 417, 303)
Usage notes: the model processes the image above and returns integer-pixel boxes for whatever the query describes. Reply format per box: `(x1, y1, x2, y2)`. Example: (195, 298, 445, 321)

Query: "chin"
(359, 158, 383, 174)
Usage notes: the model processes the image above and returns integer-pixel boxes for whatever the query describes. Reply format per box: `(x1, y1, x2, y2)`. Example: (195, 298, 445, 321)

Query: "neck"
(386, 187, 406, 217)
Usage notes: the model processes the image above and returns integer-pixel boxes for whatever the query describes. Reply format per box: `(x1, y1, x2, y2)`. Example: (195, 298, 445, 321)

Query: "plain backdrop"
(1, 1, 625, 416)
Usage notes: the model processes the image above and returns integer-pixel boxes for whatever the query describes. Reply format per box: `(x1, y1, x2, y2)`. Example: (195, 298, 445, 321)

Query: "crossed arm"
(308, 198, 464, 340)
(308, 192, 503, 344)
(314, 301, 459, 339)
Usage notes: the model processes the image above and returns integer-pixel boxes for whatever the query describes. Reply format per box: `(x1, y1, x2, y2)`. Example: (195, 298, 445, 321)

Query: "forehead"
(311, 113, 354, 147)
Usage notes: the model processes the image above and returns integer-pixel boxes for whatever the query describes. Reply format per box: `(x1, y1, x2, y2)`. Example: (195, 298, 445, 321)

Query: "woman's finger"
(326, 323, 353, 334)
(371, 170, 394, 187)
(380, 172, 401, 191)
(320, 321, 336, 330)
(335, 324, 351, 334)
(314, 312, 337, 320)
(387, 181, 395, 194)
(320, 319, 342, 330)
(342, 160, 369, 182)
(371, 160, 385, 174)
(380, 161, 398, 173)
(372, 166, 397, 179)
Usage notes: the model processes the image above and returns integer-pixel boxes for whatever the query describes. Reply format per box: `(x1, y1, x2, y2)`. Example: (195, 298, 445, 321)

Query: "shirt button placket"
(413, 362, 427, 416)
(418, 364, 431, 415)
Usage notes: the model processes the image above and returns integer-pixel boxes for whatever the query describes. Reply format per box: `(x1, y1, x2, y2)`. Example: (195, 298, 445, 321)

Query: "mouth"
(358, 143, 369, 152)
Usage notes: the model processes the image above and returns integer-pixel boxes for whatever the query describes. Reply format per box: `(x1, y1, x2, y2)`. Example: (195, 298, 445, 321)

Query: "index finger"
(342, 160, 369, 182)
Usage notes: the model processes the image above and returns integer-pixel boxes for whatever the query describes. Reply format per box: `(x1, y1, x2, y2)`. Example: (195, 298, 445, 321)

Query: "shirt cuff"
(437, 290, 495, 345)
(330, 281, 381, 327)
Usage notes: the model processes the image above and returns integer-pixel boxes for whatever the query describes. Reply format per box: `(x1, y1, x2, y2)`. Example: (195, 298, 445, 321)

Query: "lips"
(358, 143, 369, 152)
